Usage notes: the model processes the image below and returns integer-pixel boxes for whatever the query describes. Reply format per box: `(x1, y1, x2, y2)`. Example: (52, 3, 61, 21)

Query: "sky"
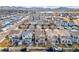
(0, 0, 79, 8)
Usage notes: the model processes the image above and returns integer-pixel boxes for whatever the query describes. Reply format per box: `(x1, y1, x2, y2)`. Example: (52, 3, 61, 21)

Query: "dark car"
(73, 48, 79, 52)
(20, 48, 27, 52)
(45, 47, 56, 52)
(1, 48, 9, 52)
(45, 47, 64, 52)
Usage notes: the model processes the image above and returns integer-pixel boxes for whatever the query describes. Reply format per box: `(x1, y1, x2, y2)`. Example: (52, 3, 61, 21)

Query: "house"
(8, 29, 33, 46)
(0, 21, 3, 30)
(61, 20, 74, 27)
(22, 29, 33, 45)
(29, 25, 35, 29)
(35, 28, 46, 46)
(73, 20, 79, 26)
(71, 31, 79, 44)
(45, 29, 59, 46)
(58, 29, 72, 44)
(61, 20, 69, 26)
(68, 20, 74, 26)
(72, 26, 79, 30)
(36, 25, 42, 29)
(43, 25, 49, 29)
(8, 29, 22, 45)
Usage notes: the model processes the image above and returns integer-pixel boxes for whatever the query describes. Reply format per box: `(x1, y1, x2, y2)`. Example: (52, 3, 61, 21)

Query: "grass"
(0, 38, 10, 47)
(72, 44, 79, 48)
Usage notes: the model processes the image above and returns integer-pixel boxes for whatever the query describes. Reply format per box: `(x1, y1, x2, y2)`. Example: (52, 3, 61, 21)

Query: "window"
(68, 40, 70, 44)
(36, 40, 38, 42)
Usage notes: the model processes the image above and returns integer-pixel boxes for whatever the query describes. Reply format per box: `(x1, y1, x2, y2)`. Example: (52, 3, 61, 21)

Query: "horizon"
(0, 6, 79, 9)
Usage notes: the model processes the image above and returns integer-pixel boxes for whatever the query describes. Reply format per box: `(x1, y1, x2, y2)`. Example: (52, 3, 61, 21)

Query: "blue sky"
(0, 0, 79, 8)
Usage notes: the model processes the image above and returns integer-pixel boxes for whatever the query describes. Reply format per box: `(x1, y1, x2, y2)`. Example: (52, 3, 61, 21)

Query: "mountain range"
(0, 6, 77, 11)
